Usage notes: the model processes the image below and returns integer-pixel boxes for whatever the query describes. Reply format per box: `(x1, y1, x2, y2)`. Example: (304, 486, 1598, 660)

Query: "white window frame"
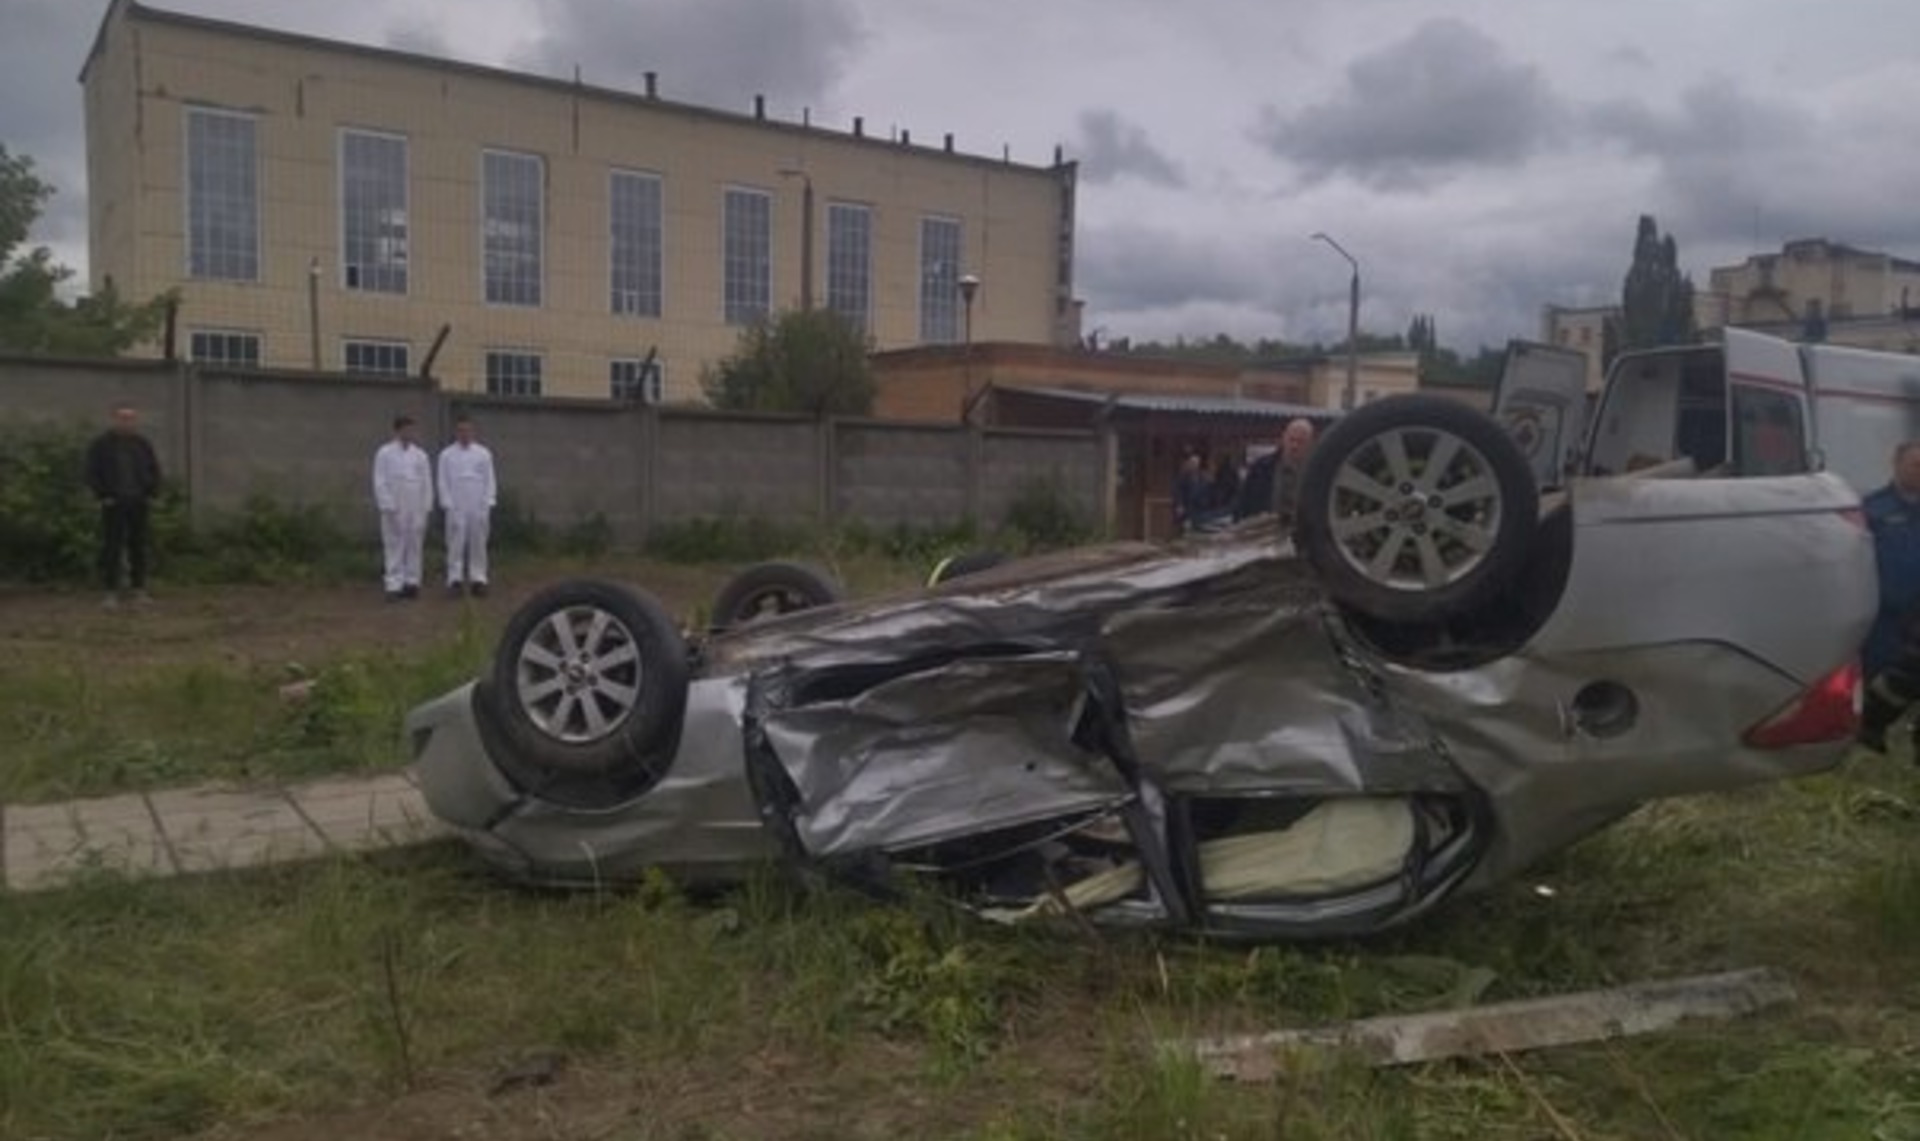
(608, 168, 665, 318)
(826, 200, 873, 335)
(919, 214, 964, 344)
(337, 127, 410, 296)
(188, 328, 263, 367)
(479, 148, 546, 308)
(484, 349, 545, 397)
(182, 105, 261, 283)
(721, 184, 773, 326)
(341, 337, 411, 377)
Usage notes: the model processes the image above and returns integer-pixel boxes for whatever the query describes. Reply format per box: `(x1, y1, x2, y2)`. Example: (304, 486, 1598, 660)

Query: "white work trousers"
(381, 510, 426, 592)
(445, 508, 492, 586)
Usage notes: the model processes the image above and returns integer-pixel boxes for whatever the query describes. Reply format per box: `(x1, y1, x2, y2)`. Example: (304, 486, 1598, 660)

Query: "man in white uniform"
(372, 415, 433, 601)
(437, 413, 498, 598)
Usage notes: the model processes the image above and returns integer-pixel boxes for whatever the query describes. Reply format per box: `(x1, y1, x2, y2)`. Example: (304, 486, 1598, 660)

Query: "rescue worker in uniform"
(1856, 441, 1920, 756)
(437, 413, 498, 598)
(372, 415, 433, 601)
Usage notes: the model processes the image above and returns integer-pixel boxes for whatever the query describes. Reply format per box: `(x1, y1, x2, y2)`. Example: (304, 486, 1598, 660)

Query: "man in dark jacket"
(1857, 441, 1920, 756)
(1232, 418, 1317, 526)
(85, 403, 163, 607)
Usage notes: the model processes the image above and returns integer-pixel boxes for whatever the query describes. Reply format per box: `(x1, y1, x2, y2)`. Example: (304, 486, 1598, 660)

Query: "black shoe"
(385, 590, 403, 603)
(471, 582, 490, 599)
(401, 584, 420, 600)
(446, 583, 466, 599)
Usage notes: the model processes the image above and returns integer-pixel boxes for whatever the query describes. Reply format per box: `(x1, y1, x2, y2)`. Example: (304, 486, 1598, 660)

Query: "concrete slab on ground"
(144, 785, 330, 873)
(285, 773, 446, 852)
(4, 794, 175, 892)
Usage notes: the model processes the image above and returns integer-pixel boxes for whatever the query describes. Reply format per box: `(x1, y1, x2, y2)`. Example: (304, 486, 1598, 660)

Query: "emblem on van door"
(1503, 408, 1544, 458)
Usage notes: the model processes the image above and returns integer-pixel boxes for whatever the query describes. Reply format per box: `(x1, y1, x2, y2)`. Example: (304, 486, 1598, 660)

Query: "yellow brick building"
(81, 0, 1079, 402)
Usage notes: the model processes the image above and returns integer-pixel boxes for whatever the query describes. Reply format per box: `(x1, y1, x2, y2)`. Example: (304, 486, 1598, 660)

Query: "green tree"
(703, 307, 876, 416)
(0, 146, 170, 356)
(1618, 214, 1696, 353)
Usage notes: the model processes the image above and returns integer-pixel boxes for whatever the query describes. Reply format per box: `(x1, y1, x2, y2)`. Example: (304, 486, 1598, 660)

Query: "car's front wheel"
(1295, 395, 1537, 625)
(483, 580, 690, 791)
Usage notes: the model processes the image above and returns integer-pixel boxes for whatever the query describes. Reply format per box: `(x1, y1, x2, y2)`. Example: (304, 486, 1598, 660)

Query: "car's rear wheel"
(709, 561, 845, 634)
(928, 550, 1009, 587)
(484, 580, 689, 788)
(1296, 395, 1537, 624)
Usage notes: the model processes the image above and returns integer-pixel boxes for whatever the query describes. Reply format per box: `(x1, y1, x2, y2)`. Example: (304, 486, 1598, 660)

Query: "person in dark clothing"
(1232, 418, 1317, 526)
(1856, 441, 1920, 756)
(84, 403, 163, 608)
(1208, 453, 1241, 515)
(1172, 453, 1211, 534)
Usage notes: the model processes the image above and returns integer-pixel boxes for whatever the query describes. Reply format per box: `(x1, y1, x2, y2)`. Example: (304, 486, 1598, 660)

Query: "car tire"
(927, 550, 1009, 587)
(708, 561, 845, 634)
(485, 580, 690, 780)
(1295, 394, 1538, 625)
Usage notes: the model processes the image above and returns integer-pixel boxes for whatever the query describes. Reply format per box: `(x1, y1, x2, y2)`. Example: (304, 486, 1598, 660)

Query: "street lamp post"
(777, 168, 815, 310)
(1310, 232, 1360, 411)
(307, 256, 322, 370)
(958, 273, 981, 421)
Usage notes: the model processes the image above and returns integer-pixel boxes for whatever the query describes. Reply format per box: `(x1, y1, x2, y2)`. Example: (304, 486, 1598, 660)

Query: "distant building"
(868, 343, 1419, 540)
(80, 0, 1078, 400)
(1538, 304, 1614, 394)
(1702, 238, 1920, 330)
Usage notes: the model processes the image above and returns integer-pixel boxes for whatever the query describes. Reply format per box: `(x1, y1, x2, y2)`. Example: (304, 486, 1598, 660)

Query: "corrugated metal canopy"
(1012, 386, 1338, 420)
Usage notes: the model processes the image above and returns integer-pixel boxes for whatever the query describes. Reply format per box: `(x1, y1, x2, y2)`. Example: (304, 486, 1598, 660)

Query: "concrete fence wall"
(0, 355, 1111, 546)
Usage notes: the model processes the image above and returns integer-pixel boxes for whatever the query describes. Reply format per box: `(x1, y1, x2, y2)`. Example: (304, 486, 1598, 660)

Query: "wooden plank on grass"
(1169, 968, 1797, 1080)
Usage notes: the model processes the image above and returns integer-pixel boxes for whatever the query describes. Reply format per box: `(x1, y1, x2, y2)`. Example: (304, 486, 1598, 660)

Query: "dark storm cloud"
(0, 0, 96, 251)
(1072, 109, 1185, 188)
(1585, 78, 1920, 253)
(1254, 19, 1563, 190)
(516, 0, 867, 112)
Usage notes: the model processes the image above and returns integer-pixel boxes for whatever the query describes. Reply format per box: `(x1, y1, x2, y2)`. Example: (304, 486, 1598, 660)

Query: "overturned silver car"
(410, 385, 1876, 939)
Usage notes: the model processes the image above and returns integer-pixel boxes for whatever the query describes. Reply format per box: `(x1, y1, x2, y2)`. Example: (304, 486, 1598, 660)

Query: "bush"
(167, 494, 360, 585)
(490, 490, 614, 560)
(1003, 472, 1094, 550)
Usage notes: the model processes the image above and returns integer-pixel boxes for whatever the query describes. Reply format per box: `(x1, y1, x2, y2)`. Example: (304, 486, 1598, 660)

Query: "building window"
(482, 149, 544, 306)
(188, 329, 261, 366)
(722, 186, 772, 325)
(826, 202, 872, 333)
(185, 108, 259, 281)
(919, 216, 963, 343)
(609, 170, 664, 317)
(340, 130, 408, 294)
(343, 339, 410, 376)
(485, 350, 543, 397)
(610, 358, 665, 404)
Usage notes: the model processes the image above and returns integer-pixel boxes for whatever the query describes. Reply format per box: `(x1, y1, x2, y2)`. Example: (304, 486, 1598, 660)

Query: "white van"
(1494, 328, 1920, 493)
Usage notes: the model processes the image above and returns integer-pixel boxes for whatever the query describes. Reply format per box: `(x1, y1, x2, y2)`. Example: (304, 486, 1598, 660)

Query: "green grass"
(0, 622, 492, 804)
(2, 759, 1918, 1140)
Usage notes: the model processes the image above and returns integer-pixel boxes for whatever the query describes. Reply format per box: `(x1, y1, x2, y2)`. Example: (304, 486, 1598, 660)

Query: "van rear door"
(1723, 327, 1813, 477)
(1491, 340, 1590, 489)
(1798, 340, 1920, 493)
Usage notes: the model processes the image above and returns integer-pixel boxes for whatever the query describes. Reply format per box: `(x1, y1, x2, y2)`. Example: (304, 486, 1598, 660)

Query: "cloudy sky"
(5, 0, 1919, 350)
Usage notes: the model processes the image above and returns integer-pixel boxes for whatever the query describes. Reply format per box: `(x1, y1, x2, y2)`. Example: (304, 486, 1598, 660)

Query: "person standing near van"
(85, 402, 162, 608)
(1856, 441, 1920, 755)
(437, 414, 497, 598)
(372, 415, 433, 601)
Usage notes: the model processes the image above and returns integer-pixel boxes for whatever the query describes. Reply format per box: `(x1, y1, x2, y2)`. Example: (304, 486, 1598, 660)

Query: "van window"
(1730, 386, 1809, 476)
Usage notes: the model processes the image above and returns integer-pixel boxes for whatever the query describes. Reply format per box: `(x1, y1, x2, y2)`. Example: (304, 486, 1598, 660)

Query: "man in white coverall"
(372, 415, 433, 601)
(437, 413, 498, 598)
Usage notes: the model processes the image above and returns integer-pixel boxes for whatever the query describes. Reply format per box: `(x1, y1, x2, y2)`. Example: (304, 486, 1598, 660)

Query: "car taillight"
(1742, 661, 1861, 749)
